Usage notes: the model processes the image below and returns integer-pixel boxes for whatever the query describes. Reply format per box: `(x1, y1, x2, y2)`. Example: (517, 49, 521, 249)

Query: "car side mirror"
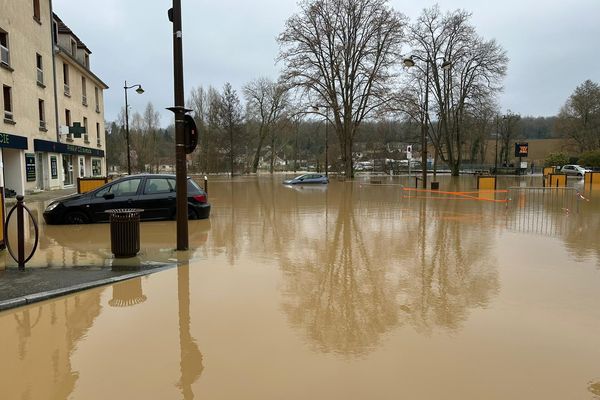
(103, 193, 115, 200)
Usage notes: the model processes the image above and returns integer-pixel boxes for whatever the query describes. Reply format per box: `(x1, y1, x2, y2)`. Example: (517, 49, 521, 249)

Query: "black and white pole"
(168, 0, 189, 250)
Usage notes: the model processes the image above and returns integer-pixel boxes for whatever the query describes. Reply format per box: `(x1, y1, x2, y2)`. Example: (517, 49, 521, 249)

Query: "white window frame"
(0, 30, 10, 66)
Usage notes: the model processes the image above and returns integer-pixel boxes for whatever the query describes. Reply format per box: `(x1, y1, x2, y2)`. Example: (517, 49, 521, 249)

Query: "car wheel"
(64, 211, 89, 224)
(188, 207, 198, 220)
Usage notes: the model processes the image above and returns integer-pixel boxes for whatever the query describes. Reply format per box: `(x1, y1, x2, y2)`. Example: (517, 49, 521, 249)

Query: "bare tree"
(243, 77, 290, 173)
(141, 103, 161, 172)
(278, 0, 407, 177)
(407, 6, 508, 175)
(218, 83, 244, 177)
(464, 98, 497, 164)
(555, 79, 600, 152)
(499, 111, 520, 166)
(188, 86, 225, 173)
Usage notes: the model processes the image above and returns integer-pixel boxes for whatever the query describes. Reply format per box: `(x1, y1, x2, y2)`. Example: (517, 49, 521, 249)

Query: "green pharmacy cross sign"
(69, 122, 86, 138)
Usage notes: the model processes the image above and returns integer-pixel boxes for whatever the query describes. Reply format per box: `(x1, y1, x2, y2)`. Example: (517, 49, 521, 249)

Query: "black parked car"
(43, 174, 211, 224)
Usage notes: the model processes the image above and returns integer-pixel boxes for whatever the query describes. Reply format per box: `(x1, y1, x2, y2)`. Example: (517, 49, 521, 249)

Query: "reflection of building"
(0, 1, 107, 195)
(0, 290, 102, 399)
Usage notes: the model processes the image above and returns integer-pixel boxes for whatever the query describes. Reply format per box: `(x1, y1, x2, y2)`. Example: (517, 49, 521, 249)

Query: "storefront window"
(92, 158, 102, 176)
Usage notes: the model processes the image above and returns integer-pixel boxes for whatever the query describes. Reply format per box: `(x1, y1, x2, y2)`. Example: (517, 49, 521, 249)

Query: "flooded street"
(1, 175, 600, 399)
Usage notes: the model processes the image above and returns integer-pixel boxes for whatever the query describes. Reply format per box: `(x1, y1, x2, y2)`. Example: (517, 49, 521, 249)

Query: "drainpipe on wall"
(49, 0, 60, 143)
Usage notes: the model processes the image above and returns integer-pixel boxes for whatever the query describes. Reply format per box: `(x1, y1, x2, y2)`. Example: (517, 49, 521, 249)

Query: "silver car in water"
(559, 164, 591, 177)
(283, 174, 329, 185)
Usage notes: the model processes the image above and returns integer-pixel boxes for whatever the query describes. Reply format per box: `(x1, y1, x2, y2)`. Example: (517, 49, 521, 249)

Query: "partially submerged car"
(43, 174, 210, 224)
(283, 174, 329, 185)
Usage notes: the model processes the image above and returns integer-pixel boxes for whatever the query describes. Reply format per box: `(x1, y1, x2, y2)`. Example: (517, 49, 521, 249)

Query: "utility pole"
(168, 0, 189, 250)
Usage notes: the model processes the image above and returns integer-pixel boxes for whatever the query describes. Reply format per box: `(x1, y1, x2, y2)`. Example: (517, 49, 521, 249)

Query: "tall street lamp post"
(124, 81, 144, 175)
(168, 0, 191, 251)
(403, 56, 451, 189)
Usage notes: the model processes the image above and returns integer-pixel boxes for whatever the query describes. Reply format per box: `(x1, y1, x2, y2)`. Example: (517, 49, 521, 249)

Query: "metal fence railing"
(505, 187, 580, 236)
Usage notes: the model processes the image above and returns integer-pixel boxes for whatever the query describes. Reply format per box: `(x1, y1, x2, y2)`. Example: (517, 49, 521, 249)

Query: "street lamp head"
(135, 86, 145, 94)
(441, 59, 452, 70)
(402, 56, 415, 68)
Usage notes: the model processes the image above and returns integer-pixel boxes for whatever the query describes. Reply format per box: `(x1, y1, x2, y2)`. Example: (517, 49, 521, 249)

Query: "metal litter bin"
(106, 209, 143, 258)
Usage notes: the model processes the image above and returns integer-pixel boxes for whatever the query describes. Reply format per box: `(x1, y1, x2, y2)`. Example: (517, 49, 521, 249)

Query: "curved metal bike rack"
(3, 195, 39, 270)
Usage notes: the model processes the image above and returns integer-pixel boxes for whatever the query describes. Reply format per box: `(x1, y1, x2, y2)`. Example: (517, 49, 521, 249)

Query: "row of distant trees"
(106, 0, 600, 175)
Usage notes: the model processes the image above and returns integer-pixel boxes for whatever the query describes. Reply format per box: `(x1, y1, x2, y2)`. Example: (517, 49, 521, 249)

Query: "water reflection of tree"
(281, 184, 399, 356)
(207, 178, 306, 266)
(504, 193, 600, 267)
(561, 210, 600, 267)
(206, 178, 500, 354)
(399, 199, 500, 334)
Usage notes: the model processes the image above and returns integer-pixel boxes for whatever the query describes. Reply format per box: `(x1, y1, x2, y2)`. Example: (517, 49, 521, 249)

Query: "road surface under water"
(1, 175, 600, 399)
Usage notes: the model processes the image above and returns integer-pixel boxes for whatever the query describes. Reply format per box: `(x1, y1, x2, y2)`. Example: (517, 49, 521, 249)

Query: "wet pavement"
(1, 174, 600, 399)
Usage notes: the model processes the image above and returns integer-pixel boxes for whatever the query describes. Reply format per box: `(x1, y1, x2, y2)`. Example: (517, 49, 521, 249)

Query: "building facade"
(0, 0, 108, 195)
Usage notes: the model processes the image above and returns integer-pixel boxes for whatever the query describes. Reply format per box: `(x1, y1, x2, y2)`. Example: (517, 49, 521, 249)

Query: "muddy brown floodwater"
(1, 175, 600, 399)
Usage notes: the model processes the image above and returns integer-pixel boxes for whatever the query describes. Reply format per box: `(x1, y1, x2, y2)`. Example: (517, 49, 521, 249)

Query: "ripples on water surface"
(1, 175, 599, 399)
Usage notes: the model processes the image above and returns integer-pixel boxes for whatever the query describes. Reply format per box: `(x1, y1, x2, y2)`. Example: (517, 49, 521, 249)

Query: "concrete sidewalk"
(1, 187, 187, 312)
(5, 187, 77, 205)
(0, 263, 176, 311)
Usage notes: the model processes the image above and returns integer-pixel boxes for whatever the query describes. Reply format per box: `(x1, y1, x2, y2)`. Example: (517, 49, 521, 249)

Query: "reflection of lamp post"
(403, 56, 451, 189)
(124, 81, 145, 175)
(312, 105, 329, 177)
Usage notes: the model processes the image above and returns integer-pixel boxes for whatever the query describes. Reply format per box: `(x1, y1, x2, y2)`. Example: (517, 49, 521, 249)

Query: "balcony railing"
(82, 95, 87, 106)
(0, 45, 9, 66)
(36, 68, 44, 85)
(39, 120, 46, 130)
(84, 134, 90, 143)
(95, 105, 100, 113)
(64, 84, 70, 96)
(4, 110, 13, 121)
(97, 138, 102, 147)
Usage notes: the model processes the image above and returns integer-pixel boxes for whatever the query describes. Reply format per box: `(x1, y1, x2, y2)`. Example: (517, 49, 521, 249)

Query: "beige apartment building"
(0, 0, 108, 195)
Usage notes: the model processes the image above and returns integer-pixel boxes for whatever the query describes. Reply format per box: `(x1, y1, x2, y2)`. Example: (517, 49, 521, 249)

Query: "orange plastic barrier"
(477, 176, 496, 190)
(543, 166, 556, 177)
(584, 171, 600, 185)
(546, 173, 567, 188)
(77, 177, 108, 194)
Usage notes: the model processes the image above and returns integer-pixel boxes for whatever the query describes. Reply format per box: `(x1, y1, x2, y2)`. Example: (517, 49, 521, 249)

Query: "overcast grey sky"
(53, 0, 600, 127)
